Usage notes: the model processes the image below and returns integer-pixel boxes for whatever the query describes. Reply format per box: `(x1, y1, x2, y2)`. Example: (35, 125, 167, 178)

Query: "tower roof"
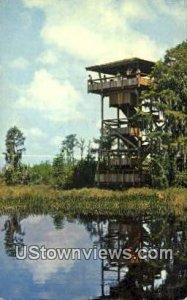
(86, 57, 155, 75)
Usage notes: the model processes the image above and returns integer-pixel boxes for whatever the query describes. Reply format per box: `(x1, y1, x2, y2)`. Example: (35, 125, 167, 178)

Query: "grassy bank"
(0, 184, 186, 217)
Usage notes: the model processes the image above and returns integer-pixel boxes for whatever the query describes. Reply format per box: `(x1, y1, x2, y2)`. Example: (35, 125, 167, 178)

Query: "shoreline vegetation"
(0, 184, 186, 217)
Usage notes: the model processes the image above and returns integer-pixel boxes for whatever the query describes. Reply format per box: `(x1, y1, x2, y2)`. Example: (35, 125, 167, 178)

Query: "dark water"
(0, 213, 186, 300)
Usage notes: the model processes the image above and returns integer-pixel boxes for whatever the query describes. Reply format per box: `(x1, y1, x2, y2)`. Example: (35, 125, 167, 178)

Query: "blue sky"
(0, 0, 186, 166)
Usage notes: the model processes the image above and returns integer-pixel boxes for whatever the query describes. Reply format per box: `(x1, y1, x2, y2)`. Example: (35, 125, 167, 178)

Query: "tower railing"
(88, 74, 151, 93)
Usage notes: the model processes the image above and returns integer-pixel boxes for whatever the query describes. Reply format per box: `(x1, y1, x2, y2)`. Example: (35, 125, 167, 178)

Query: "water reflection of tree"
(81, 214, 187, 300)
(52, 214, 65, 230)
(52, 214, 77, 230)
(2, 214, 25, 256)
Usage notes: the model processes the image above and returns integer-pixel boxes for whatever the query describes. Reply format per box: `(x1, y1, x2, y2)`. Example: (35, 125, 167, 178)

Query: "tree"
(141, 40, 187, 187)
(52, 153, 73, 188)
(94, 127, 113, 151)
(3, 126, 25, 169)
(3, 127, 28, 185)
(61, 134, 78, 165)
(87, 140, 96, 160)
(77, 138, 86, 160)
(72, 139, 97, 187)
(73, 155, 96, 188)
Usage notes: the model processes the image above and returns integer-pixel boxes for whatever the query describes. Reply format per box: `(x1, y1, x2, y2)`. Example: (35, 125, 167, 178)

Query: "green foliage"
(61, 134, 78, 164)
(3, 126, 25, 169)
(0, 173, 4, 185)
(3, 126, 27, 185)
(73, 156, 96, 187)
(94, 127, 114, 151)
(52, 153, 74, 188)
(77, 138, 86, 160)
(51, 136, 96, 189)
(142, 40, 187, 186)
(28, 161, 53, 185)
(4, 165, 30, 185)
(174, 170, 187, 188)
(149, 158, 169, 189)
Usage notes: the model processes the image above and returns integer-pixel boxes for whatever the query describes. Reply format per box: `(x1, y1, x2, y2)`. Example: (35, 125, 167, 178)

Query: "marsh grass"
(0, 184, 186, 217)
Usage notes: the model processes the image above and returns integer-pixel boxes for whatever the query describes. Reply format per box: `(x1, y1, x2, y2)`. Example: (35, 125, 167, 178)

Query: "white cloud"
(38, 50, 58, 65)
(22, 0, 53, 8)
(29, 127, 44, 137)
(156, 0, 187, 21)
(22, 215, 44, 224)
(40, 1, 162, 62)
(25, 127, 45, 138)
(11, 57, 29, 69)
(16, 69, 82, 122)
(122, 0, 156, 20)
(22, 0, 176, 63)
(22, 0, 187, 63)
(50, 135, 62, 148)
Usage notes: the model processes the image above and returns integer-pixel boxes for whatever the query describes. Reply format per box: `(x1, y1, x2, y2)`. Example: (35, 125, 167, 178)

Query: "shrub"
(52, 154, 74, 188)
(149, 158, 169, 189)
(73, 157, 96, 187)
(174, 170, 187, 187)
(28, 162, 53, 185)
(4, 165, 30, 185)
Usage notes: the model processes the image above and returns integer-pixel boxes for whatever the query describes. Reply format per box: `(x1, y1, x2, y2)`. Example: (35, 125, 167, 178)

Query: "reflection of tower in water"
(94, 216, 145, 298)
(92, 216, 187, 300)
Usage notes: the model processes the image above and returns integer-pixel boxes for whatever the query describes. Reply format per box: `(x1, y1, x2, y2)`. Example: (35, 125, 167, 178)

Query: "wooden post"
(117, 107, 120, 154)
(98, 72, 104, 92)
(137, 89, 142, 186)
(101, 95, 104, 158)
(101, 95, 104, 138)
(98, 95, 104, 186)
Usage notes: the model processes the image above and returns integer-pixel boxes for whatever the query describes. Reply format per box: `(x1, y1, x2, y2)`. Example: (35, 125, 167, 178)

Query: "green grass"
(0, 184, 186, 217)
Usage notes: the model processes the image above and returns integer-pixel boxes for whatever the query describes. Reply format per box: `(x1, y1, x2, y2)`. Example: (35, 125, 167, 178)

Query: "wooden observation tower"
(86, 58, 155, 186)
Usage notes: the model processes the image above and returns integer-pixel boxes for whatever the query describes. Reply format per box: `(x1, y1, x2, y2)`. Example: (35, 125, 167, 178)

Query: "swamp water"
(0, 212, 186, 299)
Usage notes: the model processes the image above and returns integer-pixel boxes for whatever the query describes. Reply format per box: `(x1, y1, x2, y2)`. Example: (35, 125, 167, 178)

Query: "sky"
(0, 0, 186, 166)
